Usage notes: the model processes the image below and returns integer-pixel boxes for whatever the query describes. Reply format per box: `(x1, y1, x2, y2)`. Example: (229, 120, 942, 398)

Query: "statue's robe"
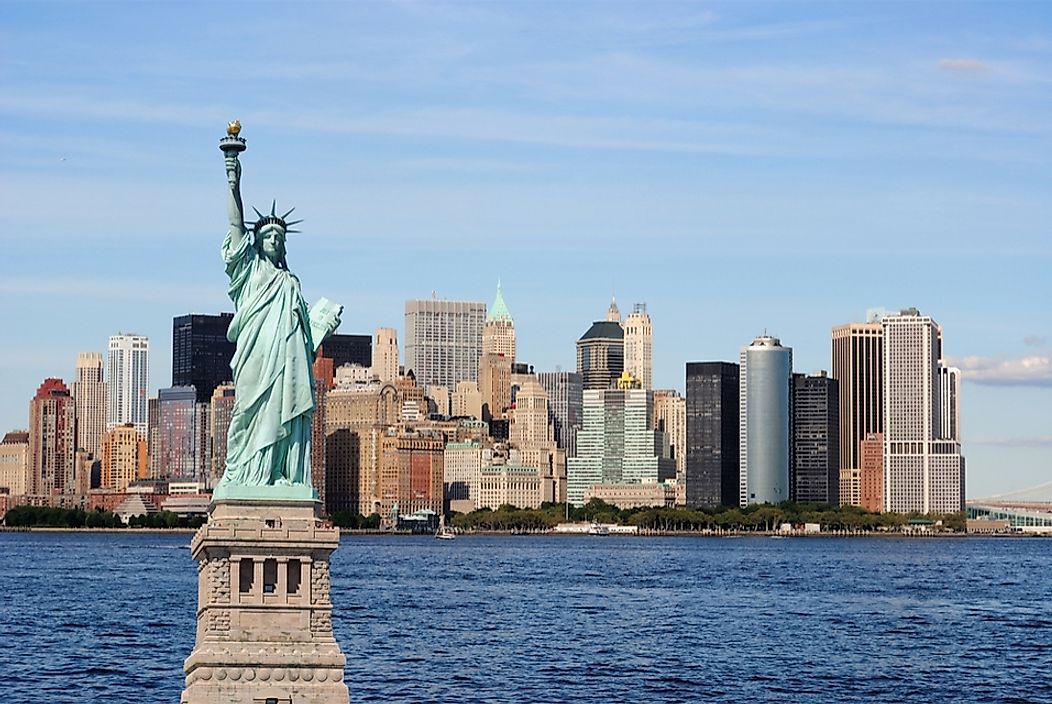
(217, 231, 316, 487)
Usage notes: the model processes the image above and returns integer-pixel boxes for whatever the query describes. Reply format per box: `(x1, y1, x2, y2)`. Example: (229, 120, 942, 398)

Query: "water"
(1, 533, 1050, 703)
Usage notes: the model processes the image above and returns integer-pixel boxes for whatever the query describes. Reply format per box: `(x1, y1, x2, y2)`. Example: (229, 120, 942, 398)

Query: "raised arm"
(225, 153, 246, 248)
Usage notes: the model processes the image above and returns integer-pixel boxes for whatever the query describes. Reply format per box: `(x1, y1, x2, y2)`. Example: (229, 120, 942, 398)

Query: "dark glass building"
(172, 313, 235, 404)
(791, 372, 840, 505)
(576, 321, 624, 391)
(318, 333, 372, 368)
(685, 362, 740, 508)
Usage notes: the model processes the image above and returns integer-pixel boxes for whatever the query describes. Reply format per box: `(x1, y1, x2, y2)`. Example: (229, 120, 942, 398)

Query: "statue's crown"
(251, 201, 302, 235)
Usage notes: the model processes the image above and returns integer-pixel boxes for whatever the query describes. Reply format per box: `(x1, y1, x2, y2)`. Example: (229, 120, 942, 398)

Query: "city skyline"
(1, 2, 1050, 498)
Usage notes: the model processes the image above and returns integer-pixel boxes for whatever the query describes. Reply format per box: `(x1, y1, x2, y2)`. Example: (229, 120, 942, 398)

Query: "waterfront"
(2, 533, 1050, 703)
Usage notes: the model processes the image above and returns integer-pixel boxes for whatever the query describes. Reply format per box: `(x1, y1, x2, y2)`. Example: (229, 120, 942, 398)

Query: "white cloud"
(947, 354, 1052, 386)
(938, 58, 989, 73)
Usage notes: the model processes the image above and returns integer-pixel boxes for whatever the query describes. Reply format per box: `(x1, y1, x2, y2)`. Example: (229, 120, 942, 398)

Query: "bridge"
(967, 480, 1052, 531)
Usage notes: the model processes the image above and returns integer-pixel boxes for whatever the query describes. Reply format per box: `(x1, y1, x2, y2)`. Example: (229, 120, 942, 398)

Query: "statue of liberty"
(213, 121, 342, 500)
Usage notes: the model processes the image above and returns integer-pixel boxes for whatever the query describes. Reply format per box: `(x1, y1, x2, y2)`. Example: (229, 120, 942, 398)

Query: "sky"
(1, 1, 1049, 499)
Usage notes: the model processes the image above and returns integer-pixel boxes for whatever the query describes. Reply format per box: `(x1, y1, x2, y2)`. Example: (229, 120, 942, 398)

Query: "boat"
(435, 515, 455, 540)
(587, 522, 610, 536)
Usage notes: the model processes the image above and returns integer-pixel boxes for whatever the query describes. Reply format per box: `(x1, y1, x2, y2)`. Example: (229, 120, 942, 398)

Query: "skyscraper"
(791, 372, 839, 505)
(156, 386, 207, 481)
(739, 336, 792, 506)
(172, 313, 235, 403)
(538, 371, 583, 456)
(319, 333, 372, 368)
(107, 333, 149, 437)
(73, 352, 106, 457)
(28, 378, 76, 495)
(566, 380, 674, 506)
(652, 389, 686, 504)
(483, 281, 516, 359)
(404, 298, 485, 391)
(209, 384, 235, 487)
(100, 424, 147, 491)
(478, 282, 516, 421)
(624, 303, 653, 390)
(831, 319, 883, 474)
(576, 319, 624, 391)
(940, 366, 962, 442)
(373, 328, 400, 383)
(882, 309, 964, 513)
(685, 362, 740, 509)
(0, 431, 30, 497)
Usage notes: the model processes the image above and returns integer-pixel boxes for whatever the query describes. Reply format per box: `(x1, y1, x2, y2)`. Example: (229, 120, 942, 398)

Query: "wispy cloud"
(1024, 335, 1047, 347)
(947, 354, 1052, 386)
(969, 434, 1052, 447)
(938, 58, 989, 73)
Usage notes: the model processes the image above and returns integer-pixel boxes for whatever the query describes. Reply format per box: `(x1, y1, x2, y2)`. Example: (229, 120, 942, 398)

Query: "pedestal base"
(181, 500, 349, 704)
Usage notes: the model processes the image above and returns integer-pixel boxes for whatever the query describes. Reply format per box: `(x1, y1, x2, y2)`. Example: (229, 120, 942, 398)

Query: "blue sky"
(1, 1, 1049, 498)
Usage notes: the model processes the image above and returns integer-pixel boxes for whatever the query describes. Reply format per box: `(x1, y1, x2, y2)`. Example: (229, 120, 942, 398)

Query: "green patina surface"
(213, 126, 339, 502)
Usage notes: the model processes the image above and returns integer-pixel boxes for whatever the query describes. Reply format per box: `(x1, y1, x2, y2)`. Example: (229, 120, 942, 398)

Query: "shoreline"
(1, 526, 1039, 538)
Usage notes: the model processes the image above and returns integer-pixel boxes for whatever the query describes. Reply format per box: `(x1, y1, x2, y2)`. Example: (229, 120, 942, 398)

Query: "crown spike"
(270, 200, 277, 217)
(253, 206, 264, 219)
(282, 207, 296, 220)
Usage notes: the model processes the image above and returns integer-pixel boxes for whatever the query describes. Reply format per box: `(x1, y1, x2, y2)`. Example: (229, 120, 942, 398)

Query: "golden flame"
(227, 120, 242, 137)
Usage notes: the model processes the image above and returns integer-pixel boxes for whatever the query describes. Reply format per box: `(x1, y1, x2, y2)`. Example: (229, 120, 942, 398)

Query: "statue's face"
(259, 224, 286, 264)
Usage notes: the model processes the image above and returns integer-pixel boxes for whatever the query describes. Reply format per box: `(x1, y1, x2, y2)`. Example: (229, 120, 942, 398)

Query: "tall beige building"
(479, 282, 516, 421)
(325, 383, 401, 516)
(0, 431, 29, 496)
(374, 327, 400, 383)
(452, 381, 483, 419)
(624, 303, 653, 390)
(73, 352, 106, 458)
(209, 384, 235, 486)
(509, 375, 566, 503)
(653, 389, 686, 505)
(831, 319, 883, 473)
(883, 309, 964, 513)
(107, 333, 149, 437)
(101, 423, 147, 491)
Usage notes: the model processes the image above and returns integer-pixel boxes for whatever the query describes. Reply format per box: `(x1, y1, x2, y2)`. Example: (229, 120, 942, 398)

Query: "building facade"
(373, 328, 400, 383)
(73, 352, 106, 458)
(404, 298, 485, 391)
(377, 430, 445, 522)
(101, 423, 147, 492)
(685, 362, 740, 509)
(172, 313, 235, 404)
(882, 309, 964, 513)
(0, 431, 30, 496)
(566, 385, 674, 506)
(107, 333, 149, 437)
(156, 386, 207, 482)
(940, 366, 962, 442)
(209, 384, 235, 486)
(831, 320, 883, 475)
(318, 333, 372, 369)
(740, 336, 792, 506)
(791, 372, 839, 505)
(623, 303, 653, 390)
(538, 371, 583, 456)
(29, 378, 76, 495)
(653, 390, 686, 505)
(859, 432, 884, 512)
(576, 320, 624, 391)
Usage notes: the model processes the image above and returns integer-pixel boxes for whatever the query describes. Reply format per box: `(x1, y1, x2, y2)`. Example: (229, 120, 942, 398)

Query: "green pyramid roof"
(487, 280, 513, 322)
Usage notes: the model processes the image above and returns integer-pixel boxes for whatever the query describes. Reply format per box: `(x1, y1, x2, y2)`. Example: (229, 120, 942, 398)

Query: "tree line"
(449, 499, 966, 533)
(3, 505, 206, 529)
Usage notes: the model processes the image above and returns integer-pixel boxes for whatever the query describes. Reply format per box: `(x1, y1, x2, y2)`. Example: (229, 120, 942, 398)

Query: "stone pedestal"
(181, 499, 349, 704)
